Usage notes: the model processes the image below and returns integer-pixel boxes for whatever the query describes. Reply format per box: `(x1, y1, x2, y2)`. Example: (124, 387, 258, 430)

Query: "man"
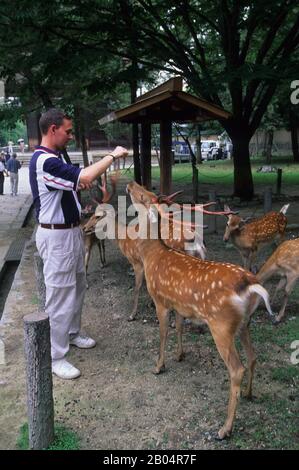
(6, 153, 22, 196)
(0, 154, 8, 195)
(29, 108, 128, 379)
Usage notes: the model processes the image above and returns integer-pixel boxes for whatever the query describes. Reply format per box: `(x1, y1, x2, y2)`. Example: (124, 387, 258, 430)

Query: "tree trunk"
(78, 108, 89, 168)
(130, 77, 142, 183)
(231, 137, 254, 200)
(265, 129, 273, 164)
(290, 110, 299, 163)
(196, 124, 202, 164)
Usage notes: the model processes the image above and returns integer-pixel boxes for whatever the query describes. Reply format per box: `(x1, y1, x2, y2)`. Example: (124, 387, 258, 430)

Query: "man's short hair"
(39, 108, 71, 135)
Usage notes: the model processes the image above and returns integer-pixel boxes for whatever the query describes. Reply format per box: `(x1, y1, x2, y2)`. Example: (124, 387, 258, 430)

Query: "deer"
(80, 175, 117, 287)
(126, 180, 274, 440)
(223, 204, 289, 272)
(257, 237, 299, 324)
(82, 182, 208, 321)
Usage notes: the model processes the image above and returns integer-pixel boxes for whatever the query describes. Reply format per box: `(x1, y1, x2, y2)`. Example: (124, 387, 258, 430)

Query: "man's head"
(12, 153, 17, 159)
(39, 108, 73, 151)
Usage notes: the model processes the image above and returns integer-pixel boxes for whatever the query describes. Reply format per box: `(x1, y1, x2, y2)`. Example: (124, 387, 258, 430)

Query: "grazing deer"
(223, 204, 289, 271)
(126, 181, 274, 440)
(83, 183, 207, 320)
(257, 238, 299, 323)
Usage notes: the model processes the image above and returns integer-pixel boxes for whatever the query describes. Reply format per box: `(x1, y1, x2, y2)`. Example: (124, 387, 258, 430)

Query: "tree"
(1, 1, 298, 198)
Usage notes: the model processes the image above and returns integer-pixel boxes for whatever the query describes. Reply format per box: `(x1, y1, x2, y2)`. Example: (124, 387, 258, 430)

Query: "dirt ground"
(0, 181, 298, 450)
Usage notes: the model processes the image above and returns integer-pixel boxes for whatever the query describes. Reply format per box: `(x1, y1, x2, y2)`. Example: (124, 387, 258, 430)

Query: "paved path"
(0, 168, 33, 276)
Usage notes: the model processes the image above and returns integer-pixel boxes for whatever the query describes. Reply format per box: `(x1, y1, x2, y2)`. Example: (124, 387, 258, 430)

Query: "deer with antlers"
(82, 181, 208, 320)
(126, 181, 274, 440)
(223, 204, 289, 271)
(257, 237, 299, 323)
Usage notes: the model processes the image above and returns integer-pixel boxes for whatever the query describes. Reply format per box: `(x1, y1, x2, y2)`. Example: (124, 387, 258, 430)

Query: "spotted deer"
(83, 183, 207, 321)
(81, 175, 117, 286)
(126, 181, 274, 440)
(257, 237, 299, 323)
(223, 204, 289, 271)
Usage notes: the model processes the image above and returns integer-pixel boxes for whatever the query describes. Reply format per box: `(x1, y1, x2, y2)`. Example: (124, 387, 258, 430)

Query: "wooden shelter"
(99, 77, 230, 194)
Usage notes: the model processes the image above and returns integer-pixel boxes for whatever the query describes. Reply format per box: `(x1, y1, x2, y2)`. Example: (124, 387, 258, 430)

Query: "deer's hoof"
(128, 315, 136, 322)
(241, 390, 253, 400)
(215, 427, 231, 441)
(153, 364, 165, 375)
(175, 352, 185, 362)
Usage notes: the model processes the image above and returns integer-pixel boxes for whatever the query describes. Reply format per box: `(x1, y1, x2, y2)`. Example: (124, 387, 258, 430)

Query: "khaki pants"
(36, 226, 86, 360)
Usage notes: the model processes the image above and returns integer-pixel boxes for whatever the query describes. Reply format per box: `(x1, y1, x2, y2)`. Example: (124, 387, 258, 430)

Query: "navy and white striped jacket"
(29, 146, 82, 224)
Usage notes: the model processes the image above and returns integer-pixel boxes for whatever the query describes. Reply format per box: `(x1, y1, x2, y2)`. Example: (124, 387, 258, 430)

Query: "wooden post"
(160, 120, 172, 194)
(140, 122, 152, 189)
(24, 313, 54, 450)
(264, 187, 272, 213)
(133, 123, 141, 184)
(34, 253, 46, 312)
(276, 168, 282, 195)
(208, 190, 217, 233)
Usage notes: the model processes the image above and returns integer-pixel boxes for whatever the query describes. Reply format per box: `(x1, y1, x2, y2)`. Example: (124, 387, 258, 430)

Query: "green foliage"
(17, 423, 80, 450)
(0, 117, 27, 147)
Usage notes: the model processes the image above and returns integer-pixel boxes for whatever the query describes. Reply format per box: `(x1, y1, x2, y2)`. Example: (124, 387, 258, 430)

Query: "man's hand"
(110, 146, 128, 159)
(78, 182, 93, 191)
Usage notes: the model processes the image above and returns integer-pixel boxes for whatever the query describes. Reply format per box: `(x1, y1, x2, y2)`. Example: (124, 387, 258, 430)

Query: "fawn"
(223, 204, 289, 271)
(257, 237, 299, 323)
(126, 181, 274, 440)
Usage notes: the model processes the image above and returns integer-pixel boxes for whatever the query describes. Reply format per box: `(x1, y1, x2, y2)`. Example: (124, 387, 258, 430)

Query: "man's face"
(50, 118, 74, 150)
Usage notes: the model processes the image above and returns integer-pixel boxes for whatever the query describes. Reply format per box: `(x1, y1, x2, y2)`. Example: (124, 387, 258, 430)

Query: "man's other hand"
(111, 146, 128, 159)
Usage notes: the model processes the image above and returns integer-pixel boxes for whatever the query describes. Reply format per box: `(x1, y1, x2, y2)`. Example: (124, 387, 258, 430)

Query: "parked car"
(201, 140, 226, 160)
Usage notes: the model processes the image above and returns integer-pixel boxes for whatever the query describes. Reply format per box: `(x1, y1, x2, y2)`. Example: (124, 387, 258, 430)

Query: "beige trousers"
(36, 226, 86, 360)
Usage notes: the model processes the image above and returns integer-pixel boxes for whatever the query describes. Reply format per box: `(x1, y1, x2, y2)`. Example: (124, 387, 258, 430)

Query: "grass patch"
(17, 423, 80, 450)
(231, 394, 298, 449)
(148, 156, 299, 188)
(271, 366, 299, 384)
(250, 316, 299, 351)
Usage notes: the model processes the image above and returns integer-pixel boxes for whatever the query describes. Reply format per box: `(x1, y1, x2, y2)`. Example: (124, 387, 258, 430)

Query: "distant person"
(5, 148, 10, 164)
(18, 138, 25, 154)
(7, 141, 13, 157)
(6, 152, 22, 196)
(0, 155, 8, 195)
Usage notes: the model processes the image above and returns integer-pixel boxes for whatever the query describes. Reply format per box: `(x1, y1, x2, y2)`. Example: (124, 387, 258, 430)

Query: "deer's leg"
(248, 249, 257, 273)
(275, 274, 297, 323)
(97, 240, 106, 267)
(239, 251, 248, 269)
(128, 263, 144, 322)
(210, 324, 245, 440)
(154, 303, 170, 374)
(239, 325, 256, 399)
(272, 277, 287, 303)
(175, 312, 185, 362)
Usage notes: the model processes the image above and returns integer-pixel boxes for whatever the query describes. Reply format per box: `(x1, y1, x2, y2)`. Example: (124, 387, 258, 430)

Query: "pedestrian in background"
(6, 152, 22, 196)
(0, 154, 8, 195)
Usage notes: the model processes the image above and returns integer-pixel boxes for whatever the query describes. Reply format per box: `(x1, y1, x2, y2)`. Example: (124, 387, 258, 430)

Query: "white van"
(201, 140, 219, 160)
